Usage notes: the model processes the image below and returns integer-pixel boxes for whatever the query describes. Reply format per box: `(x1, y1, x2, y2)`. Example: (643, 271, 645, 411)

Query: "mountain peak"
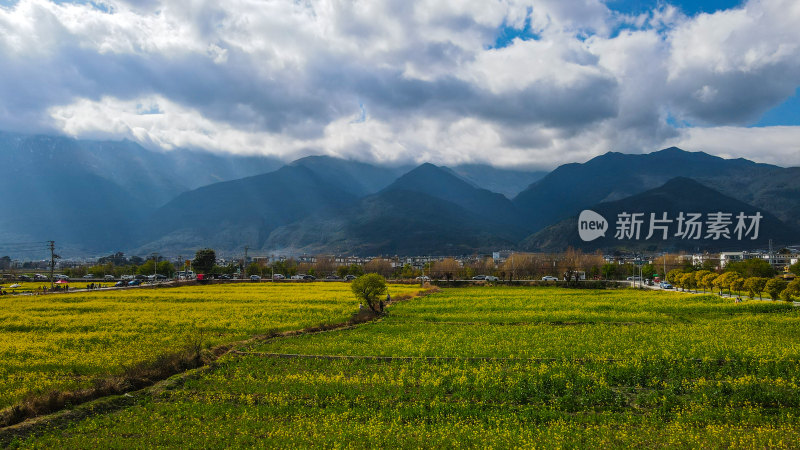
(387, 163, 468, 191)
(409, 162, 442, 172)
(653, 146, 686, 154)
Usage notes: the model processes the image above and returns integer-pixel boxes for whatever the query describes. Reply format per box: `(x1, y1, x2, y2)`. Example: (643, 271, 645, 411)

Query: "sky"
(1, 0, 799, 169)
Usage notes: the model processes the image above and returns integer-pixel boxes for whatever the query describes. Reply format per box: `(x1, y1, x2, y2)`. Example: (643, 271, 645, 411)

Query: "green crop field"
(5, 286, 800, 448)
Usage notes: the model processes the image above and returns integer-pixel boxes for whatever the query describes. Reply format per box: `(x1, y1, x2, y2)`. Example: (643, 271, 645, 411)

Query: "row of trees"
(63, 260, 178, 278)
(666, 269, 800, 301)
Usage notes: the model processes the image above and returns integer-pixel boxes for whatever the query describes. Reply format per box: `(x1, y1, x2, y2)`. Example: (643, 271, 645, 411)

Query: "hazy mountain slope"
(386, 163, 526, 229)
(0, 131, 285, 255)
(0, 131, 283, 206)
(523, 177, 799, 252)
(132, 164, 360, 254)
(0, 165, 145, 253)
(289, 155, 406, 196)
(698, 167, 800, 229)
(264, 164, 529, 255)
(448, 164, 547, 198)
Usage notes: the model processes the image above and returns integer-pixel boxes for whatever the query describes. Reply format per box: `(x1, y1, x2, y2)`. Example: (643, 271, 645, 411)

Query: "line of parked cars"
(472, 275, 499, 281)
(290, 274, 317, 280)
(246, 274, 359, 281)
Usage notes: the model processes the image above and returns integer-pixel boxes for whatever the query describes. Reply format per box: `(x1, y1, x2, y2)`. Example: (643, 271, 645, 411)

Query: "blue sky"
(753, 89, 800, 127)
(0, 0, 798, 168)
(606, 0, 744, 16)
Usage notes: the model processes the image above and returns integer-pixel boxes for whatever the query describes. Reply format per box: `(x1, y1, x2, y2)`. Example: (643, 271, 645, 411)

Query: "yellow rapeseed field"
(0, 282, 420, 409)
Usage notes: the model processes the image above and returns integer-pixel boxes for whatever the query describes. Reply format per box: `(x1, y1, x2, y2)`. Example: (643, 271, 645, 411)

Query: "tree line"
(666, 257, 800, 301)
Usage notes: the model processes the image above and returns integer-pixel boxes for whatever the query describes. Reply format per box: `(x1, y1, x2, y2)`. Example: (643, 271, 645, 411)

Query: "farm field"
(0, 282, 422, 411)
(8, 286, 800, 448)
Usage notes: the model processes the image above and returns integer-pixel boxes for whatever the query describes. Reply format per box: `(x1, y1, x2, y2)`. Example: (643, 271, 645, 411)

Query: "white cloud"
(1, 0, 800, 169)
(668, 125, 800, 166)
(666, 0, 800, 125)
(48, 95, 299, 156)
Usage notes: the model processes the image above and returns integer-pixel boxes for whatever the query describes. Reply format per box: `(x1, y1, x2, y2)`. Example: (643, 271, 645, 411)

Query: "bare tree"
(364, 258, 394, 278)
(433, 258, 460, 280)
(314, 255, 337, 277)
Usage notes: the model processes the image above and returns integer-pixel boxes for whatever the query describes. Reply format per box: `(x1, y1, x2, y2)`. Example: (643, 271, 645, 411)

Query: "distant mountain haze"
(383, 163, 527, 230)
(132, 164, 359, 255)
(265, 164, 528, 255)
(288, 155, 408, 196)
(0, 131, 283, 207)
(445, 164, 547, 198)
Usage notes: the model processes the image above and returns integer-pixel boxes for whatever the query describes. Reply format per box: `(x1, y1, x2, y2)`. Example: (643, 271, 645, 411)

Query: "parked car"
(344, 275, 357, 281)
(34, 274, 48, 280)
(273, 273, 285, 280)
(104, 274, 115, 280)
(121, 275, 134, 280)
(290, 275, 305, 280)
(18, 275, 32, 282)
(484, 276, 499, 281)
(659, 282, 673, 289)
(416, 275, 431, 281)
(325, 275, 340, 280)
(147, 274, 167, 281)
(134, 274, 147, 280)
(626, 276, 642, 281)
(303, 275, 316, 280)
(115, 281, 125, 287)
(128, 279, 141, 286)
(250, 275, 261, 281)
(217, 274, 232, 280)
(83, 274, 94, 279)
(541, 276, 559, 281)
(55, 274, 69, 281)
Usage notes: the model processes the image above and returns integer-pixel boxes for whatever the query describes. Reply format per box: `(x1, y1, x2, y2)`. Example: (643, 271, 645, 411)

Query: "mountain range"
(263, 164, 528, 255)
(523, 178, 798, 252)
(1, 131, 798, 258)
(513, 147, 800, 231)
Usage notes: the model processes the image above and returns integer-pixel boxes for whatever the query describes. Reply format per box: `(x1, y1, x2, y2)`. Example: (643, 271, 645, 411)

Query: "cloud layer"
(1, 0, 800, 168)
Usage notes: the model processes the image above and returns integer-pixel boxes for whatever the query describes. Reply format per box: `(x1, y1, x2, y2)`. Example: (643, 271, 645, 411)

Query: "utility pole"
(49, 240, 57, 290)
(243, 246, 249, 279)
(511, 250, 514, 282)
(152, 253, 159, 282)
(769, 239, 774, 270)
(640, 260, 644, 289)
